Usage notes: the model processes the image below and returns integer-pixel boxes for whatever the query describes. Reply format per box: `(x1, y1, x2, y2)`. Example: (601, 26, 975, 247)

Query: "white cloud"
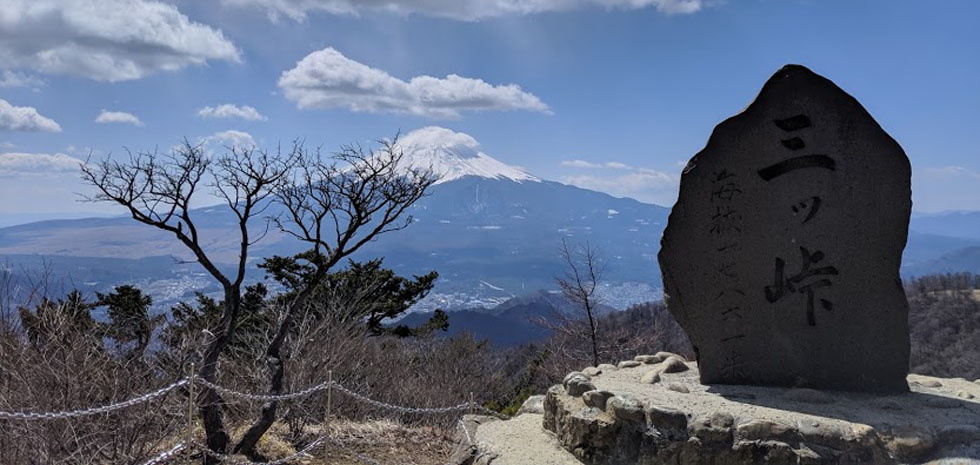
(278, 47, 550, 118)
(561, 159, 603, 168)
(395, 126, 538, 183)
(0, 0, 240, 82)
(559, 158, 679, 205)
(95, 110, 144, 127)
(201, 130, 257, 149)
(920, 166, 980, 180)
(0, 70, 44, 90)
(198, 104, 267, 121)
(222, 0, 704, 21)
(0, 98, 61, 132)
(0, 152, 82, 176)
(561, 160, 645, 171)
(913, 165, 980, 212)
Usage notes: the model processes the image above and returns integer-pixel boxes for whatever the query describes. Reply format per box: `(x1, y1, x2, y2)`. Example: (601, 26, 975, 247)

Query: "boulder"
(658, 64, 912, 393)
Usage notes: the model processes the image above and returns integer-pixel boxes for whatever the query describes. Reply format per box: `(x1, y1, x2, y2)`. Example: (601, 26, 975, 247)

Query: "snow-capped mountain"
(396, 126, 539, 184)
(0, 127, 668, 311)
(1, 126, 979, 312)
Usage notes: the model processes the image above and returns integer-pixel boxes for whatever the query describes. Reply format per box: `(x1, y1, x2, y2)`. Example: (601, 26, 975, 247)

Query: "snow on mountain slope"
(397, 126, 539, 184)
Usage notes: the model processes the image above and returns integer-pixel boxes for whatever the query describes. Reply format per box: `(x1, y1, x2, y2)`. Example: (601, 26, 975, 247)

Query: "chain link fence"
(0, 369, 508, 465)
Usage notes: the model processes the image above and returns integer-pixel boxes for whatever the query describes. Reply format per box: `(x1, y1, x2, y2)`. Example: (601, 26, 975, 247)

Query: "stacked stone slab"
(658, 64, 912, 393)
(453, 358, 980, 465)
(538, 357, 980, 465)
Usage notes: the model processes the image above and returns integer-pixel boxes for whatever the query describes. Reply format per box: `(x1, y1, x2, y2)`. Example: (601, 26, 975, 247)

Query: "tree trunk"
(586, 302, 599, 367)
(197, 286, 240, 465)
(233, 284, 316, 457)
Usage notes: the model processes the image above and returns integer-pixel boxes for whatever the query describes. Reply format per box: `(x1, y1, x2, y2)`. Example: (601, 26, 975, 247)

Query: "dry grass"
(177, 419, 457, 465)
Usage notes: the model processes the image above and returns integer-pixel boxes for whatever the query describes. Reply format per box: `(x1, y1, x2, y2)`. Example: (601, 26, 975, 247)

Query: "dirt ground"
(190, 419, 459, 465)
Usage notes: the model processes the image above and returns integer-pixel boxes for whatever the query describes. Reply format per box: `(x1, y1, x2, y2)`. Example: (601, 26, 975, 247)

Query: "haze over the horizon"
(0, 0, 977, 219)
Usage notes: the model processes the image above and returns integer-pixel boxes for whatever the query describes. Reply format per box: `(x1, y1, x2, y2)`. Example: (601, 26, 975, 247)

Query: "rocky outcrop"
(542, 354, 980, 464)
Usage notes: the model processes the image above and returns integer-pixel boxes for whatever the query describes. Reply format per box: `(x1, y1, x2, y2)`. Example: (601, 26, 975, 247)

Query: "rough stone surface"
(658, 64, 912, 393)
(565, 373, 597, 397)
(784, 388, 835, 404)
(583, 367, 602, 377)
(659, 357, 689, 374)
(539, 361, 980, 464)
(667, 383, 690, 394)
(582, 390, 615, 410)
(518, 395, 545, 415)
(618, 360, 642, 369)
(456, 413, 583, 465)
(639, 370, 661, 385)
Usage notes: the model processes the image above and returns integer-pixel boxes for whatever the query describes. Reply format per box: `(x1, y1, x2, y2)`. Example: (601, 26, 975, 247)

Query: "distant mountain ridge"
(2, 133, 980, 312)
(0, 138, 669, 310)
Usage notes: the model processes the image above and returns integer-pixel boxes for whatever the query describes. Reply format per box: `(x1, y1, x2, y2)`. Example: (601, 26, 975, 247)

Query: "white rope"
(330, 381, 472, 414)
(195, 378, 329, 402)
(139, 442, 187, 465)
(194, 377, 478, 415)
(0, 379, 188, 421)
(192, 437, 324, 465)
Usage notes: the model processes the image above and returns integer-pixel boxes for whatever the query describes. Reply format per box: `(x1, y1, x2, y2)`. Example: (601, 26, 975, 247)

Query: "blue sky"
(0, 0, 978, 219)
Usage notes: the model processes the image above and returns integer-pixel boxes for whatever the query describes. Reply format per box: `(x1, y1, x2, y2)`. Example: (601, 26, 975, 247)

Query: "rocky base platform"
(456, 353, 980, 465)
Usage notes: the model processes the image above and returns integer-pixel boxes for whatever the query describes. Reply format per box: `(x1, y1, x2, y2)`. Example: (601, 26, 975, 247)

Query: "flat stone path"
(475, 413, 583, 465)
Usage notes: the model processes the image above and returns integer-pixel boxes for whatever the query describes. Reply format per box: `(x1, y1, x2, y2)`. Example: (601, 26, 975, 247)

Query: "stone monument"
(658, 64, 911, 393)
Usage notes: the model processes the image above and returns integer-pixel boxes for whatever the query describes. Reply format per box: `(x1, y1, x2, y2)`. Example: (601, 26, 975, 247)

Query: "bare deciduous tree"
(233, 138, 436, 458)
(555, 238, 604, 367)
(81, 140, 294, 461)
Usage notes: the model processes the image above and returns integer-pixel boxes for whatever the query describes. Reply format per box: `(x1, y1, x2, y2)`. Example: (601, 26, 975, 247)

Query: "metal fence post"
(185, 362, 196, 464)
(469, 392, 475, 415)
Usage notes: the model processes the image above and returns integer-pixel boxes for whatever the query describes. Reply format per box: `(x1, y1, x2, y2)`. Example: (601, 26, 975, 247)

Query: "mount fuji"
(2, 127, 979, 313)
(0, 127, 670, 311)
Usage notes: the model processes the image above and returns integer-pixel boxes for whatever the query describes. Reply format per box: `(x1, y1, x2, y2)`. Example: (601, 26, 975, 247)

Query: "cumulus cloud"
(0, 0, 240, 82)
(222, 0, 703, 21)
(95, 110, 144, 126)
(278, 47, 550, 118)
(0, 70, 44, 90)
(0, 98, 61, 132)
(393, 126, 538, 183)
(198, 104, 267, 121)
(201, 130, 258, 149)
(0, 152, 82, 176)
(560, 158, 679, 205)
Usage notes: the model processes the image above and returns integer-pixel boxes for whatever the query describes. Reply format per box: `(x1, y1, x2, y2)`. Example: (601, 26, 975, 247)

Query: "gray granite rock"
(582, 366, 602, 377)
(658, 64, 911, 393)
(539, 361, 980, 465)
(606, 395, 645, 423)
(582, 390, 614, 410)
(517, 395, 545, 415)
(639, 370, 661, 384)
(563, 373, 595, 397)
(668, 383, 690, 393)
